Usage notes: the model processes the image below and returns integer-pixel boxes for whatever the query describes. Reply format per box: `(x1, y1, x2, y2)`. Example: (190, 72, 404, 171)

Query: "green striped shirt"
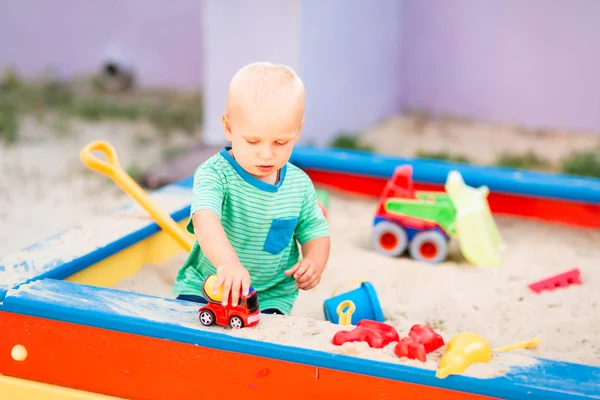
(173, 146, 330, 314)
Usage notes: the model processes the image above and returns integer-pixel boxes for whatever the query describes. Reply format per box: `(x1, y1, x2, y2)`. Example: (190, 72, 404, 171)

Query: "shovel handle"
(493, 338, 541, 353)
(80, 140, 194, 252)
(80, 140, 122, 178)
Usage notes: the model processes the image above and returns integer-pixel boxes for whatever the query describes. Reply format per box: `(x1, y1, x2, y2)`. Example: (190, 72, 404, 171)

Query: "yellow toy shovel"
(436, 332, 541, 379)
(80, 140, 194, 252)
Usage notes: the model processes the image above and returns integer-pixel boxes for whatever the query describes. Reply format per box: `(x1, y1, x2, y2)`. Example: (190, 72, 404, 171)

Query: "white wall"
(300, 0, 404, 145)
(202, 0, 302, 145)
(201, 0, 403, 146)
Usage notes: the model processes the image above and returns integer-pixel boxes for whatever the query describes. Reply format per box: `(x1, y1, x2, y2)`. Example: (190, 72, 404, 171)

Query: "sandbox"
(114, 191, 600, 370)
(1, 146, 599, 400)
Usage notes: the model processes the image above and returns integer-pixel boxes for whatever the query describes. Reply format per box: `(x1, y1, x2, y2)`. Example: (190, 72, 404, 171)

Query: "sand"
(0, 116, 199, 257)
(359, 113, 600, 166)
(114, 192, 600, 377)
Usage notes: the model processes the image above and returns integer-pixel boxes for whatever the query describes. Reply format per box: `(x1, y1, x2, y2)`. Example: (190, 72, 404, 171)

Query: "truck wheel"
(199, 310, 215, 326)
(372, 221, 408, 257)
(229, 315, 244, 329)
(409, 230, 448, 263)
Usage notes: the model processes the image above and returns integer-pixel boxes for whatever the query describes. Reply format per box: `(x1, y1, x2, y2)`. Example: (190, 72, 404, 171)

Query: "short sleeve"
(295, 178, 330, 245)
(186, 164, 225, 234)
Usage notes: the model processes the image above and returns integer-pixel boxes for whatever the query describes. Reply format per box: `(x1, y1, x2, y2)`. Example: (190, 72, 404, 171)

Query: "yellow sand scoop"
(436, 332, 541, 379)
(80, 140, 194, 252)
(444, 171, 505, 267)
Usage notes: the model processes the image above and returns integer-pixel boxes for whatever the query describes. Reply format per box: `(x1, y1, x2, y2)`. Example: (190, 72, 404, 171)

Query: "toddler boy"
(173, 62, 330, 315)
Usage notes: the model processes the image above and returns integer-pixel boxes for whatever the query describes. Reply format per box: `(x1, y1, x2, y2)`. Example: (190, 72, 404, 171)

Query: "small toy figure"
(332, 320, 399, 349)
(394, 324, 445, 362)
(198, 275, 261, 329)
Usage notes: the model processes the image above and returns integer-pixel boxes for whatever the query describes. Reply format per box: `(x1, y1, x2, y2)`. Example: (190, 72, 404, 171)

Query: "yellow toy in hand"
(202, 274, 224, 303)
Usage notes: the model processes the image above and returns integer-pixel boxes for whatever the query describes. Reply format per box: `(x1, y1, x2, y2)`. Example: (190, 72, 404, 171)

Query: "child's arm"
(192, 210, 250, 307)
(188, 164, 249, 307)
(301, 236, 330, 270)
(285, 178, 331, 290)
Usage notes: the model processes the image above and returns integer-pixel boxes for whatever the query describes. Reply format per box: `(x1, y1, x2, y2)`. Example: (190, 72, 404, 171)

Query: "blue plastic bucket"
(323, 281, 384, 325)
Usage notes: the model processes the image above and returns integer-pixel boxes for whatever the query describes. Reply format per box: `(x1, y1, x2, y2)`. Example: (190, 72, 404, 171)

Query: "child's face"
(222, 103, 304, 181)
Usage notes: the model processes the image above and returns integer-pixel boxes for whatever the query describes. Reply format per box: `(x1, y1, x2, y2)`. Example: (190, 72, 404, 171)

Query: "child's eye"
(246, 140, 258, 145)
(275, 141, 289, 146)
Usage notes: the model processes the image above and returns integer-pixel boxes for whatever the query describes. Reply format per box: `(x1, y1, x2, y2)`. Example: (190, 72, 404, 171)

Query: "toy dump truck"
(198, 275, 261, 329)
(372, 165, 504, 266)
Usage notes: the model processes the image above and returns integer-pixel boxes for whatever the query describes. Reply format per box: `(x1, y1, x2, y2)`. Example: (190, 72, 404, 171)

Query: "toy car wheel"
(199, 310, 215, 326)
(372, 221, 408, 257)
(229, 315, 244, 329)
(408, 230, 448, 264)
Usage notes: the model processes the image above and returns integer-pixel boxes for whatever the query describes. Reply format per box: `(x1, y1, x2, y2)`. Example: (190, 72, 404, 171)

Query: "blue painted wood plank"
(2, 279, 599, 400)
(289, 146, 600, 204)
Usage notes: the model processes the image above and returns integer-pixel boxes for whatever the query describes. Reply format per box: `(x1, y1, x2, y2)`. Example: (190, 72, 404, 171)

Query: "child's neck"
(257, 168, 280, 185)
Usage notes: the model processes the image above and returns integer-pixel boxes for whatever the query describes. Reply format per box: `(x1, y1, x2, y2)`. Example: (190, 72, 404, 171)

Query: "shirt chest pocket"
(263, 217, 299, 255)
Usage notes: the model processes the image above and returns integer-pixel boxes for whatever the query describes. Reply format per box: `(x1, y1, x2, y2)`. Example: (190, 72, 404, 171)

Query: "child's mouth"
(257, 165, 274, 173)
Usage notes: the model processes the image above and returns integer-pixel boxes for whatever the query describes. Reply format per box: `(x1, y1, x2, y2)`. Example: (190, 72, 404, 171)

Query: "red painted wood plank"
(305, 169, 600, 228)
(0, 311, 494, 400)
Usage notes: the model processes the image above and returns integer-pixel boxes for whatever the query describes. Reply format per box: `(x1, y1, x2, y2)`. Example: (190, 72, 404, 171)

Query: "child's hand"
(285, 258, 323, 290)
(213, 262, 251, 307)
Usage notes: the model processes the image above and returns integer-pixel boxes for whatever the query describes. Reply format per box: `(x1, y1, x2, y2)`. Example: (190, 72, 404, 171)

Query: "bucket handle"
(331, 279, 368, 297)
(336, 300, 356, 326)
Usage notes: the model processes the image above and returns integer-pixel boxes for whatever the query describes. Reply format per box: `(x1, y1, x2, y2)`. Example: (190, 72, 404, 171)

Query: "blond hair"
(226, 62, 305, 113)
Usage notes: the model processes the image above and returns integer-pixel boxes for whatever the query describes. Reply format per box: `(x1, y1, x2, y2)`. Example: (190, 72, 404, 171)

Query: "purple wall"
(401, 0, 600, 133)
(0, 0, 203, 88)
(3, 1, 600, 135)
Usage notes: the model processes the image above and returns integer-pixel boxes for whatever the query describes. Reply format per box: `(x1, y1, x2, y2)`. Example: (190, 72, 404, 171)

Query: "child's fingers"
(299, 273, 320, 290)
(308, 275, 321, 290)
(221, 276, 233, 306)
(230, 277, 241, 307)
(284, 262, 300, 276)
(297, 271, 316, 288)
(292, 262, 311, 279)
(296, 266, 315, 284)
(241, 274, 251, 296)
(213, 274, 224, 294)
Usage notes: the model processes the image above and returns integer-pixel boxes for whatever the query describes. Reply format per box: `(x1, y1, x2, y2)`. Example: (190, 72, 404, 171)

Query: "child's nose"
(259, 146, 274, 160)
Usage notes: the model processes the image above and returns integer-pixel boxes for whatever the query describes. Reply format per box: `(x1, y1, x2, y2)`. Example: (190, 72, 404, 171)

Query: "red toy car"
(198, 277, 261, 329)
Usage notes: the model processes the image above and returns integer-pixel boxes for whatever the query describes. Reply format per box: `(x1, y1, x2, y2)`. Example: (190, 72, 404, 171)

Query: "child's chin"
(249, 169, 271, 178)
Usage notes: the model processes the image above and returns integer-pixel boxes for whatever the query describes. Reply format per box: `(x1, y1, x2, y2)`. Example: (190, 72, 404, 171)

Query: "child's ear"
(222, 113, 233, 141)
